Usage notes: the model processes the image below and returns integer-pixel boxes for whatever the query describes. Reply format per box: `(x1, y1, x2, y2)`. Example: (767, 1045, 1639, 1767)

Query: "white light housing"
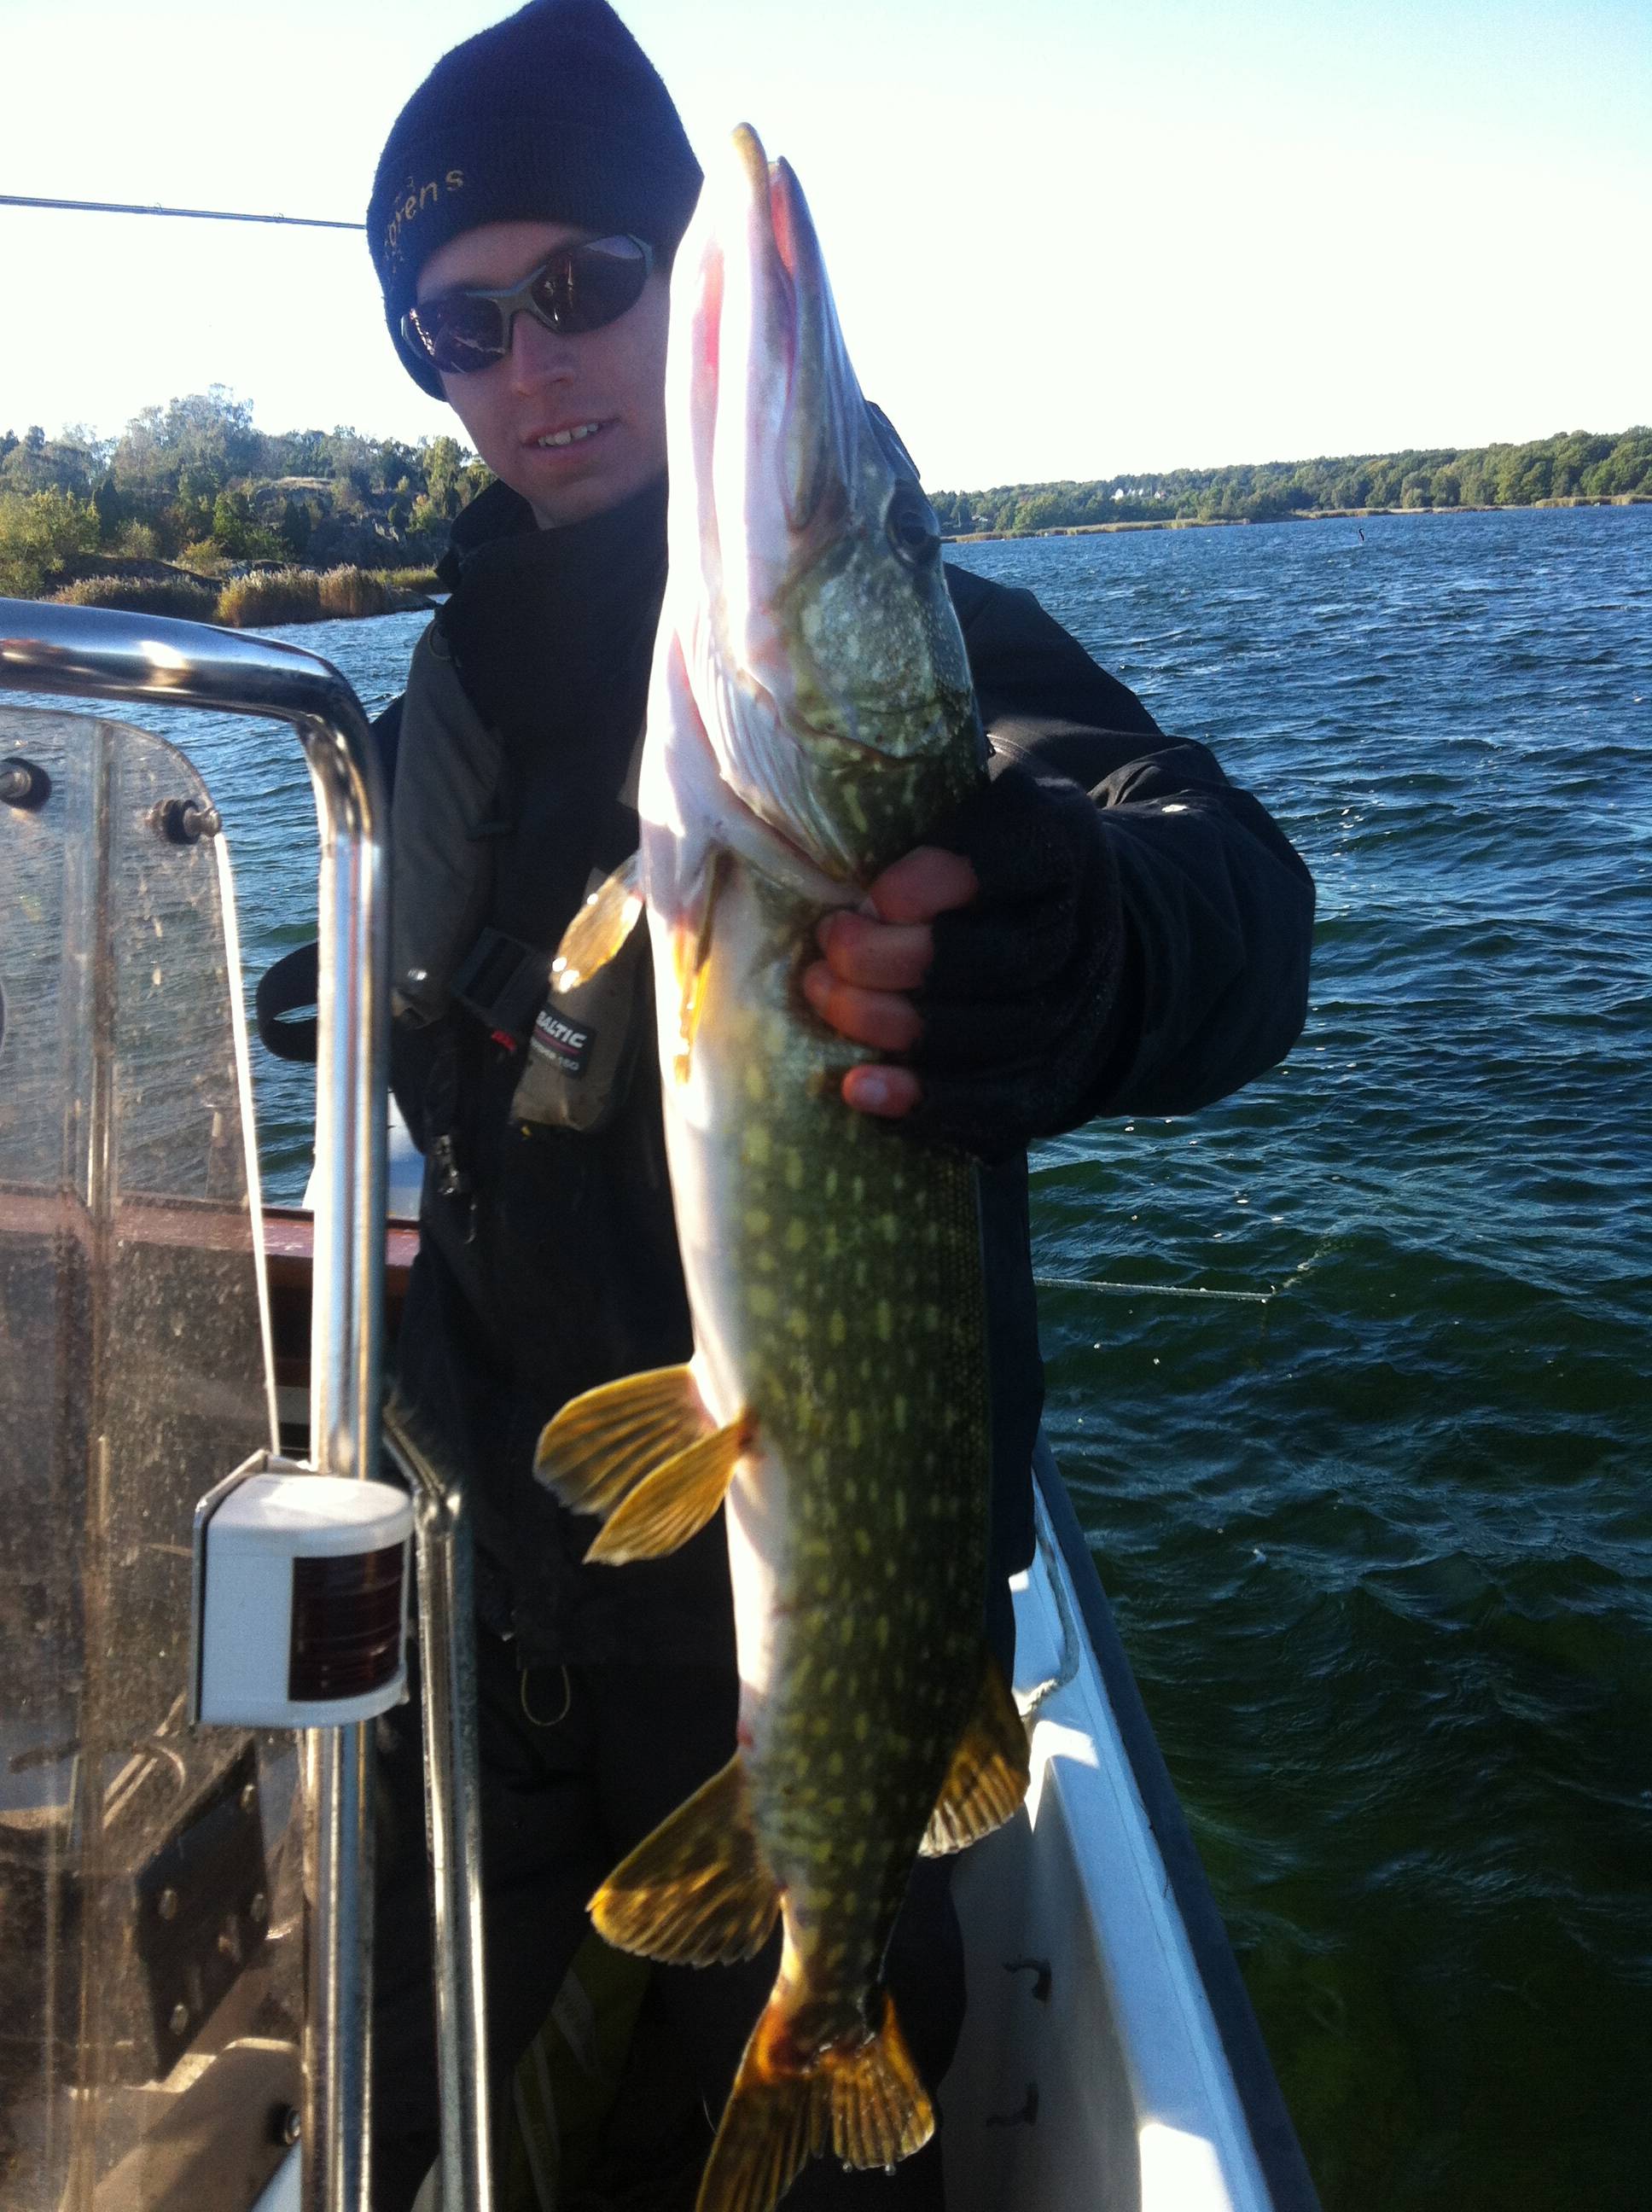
(195, 1467, 412, 1729)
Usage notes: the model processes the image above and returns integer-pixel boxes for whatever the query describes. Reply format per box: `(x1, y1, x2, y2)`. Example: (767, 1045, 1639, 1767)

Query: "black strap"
(255, 941, 320, 1063)
(450, 927, 549, 1047)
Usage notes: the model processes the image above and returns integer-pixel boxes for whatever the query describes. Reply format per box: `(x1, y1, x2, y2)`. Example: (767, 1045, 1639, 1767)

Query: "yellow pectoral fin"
(919, 1647, 1032, 1857)
(550, 852, 643, 991)
(670, 847, 726, 1084)
(585, 1416, 747, 1563)
(592, 1753, 780, 1966)
(535, 1364, 713, 1522)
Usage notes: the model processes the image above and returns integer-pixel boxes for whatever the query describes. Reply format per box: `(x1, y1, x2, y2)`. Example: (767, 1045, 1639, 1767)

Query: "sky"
(3, 0, 1648, 487)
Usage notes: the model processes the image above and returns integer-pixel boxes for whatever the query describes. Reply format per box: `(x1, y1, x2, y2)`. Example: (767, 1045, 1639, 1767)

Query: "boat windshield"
(0, 705, 302, 2209)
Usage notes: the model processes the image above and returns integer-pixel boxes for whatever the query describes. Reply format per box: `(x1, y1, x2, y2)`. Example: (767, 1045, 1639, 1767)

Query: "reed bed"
(48, 565, 439, 629)
(51, 573, 218, 620)
(213, 566, 439, 627)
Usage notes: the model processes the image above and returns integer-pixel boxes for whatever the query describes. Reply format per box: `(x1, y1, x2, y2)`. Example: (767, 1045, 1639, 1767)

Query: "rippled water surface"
(953, 508, 1652, 2212)
(58, 506, 1652, 2209)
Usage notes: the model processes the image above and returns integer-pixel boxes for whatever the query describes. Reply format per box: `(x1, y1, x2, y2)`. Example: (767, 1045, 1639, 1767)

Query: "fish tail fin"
(697, 1987, 934, 2212)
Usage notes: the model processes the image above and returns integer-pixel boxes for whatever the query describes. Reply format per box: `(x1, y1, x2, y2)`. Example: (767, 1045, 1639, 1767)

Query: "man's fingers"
(841, 1062, 921, 1119)
(864, 845, 978, 927)
(801, 844, 973, 1121)
(816, 909, 934, 991)
(800, 962, 922, 1053)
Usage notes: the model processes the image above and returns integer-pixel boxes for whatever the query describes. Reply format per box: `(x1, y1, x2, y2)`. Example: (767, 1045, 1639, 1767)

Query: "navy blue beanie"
(368, 0, 702, 396)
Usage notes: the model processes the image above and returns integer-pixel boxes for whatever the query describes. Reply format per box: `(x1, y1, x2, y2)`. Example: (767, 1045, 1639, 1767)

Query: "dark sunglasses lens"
(412, 295, 508, 374)
(532, 237, 650, 335)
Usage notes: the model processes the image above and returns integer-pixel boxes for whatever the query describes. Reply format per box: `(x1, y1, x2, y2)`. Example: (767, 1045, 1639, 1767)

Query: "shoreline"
(945, 492, 1650, 543)
(36, 557, 441, 628)
(19, 494, 1646, 626)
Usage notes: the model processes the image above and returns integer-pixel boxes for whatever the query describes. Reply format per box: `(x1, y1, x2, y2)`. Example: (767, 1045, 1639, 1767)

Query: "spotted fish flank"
(535, 123, 1029, 2212)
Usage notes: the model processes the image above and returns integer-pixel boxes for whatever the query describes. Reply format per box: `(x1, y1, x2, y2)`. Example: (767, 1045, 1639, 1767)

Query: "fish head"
(667, 125, 985, 886)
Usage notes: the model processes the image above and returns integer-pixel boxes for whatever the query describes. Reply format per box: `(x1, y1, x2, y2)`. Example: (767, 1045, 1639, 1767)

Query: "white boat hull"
(942, 1444, 1317, 2212)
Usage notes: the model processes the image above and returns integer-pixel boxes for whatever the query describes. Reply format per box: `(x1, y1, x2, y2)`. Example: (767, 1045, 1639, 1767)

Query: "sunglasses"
(403, 234, 655, 375)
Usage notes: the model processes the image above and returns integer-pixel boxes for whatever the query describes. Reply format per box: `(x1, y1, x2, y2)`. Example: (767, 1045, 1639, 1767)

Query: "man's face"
(418, 218, 670, 529)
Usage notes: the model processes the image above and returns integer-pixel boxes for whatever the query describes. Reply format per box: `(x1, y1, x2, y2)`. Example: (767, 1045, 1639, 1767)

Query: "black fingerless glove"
(903, 757, 1125, 1163)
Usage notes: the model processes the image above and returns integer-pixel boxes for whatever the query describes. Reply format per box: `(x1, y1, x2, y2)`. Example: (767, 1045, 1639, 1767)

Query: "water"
(49, 505, 1652, 2209)
(948, 508, 1652, 2211)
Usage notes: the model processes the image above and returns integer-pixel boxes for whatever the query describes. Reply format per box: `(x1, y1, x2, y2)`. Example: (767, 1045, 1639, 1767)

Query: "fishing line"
(1033, 1275, 1277, 1305)
(0, 193, 362, 230)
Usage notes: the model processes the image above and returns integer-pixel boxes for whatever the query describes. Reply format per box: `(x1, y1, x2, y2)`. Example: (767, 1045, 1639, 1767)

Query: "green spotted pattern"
(695, 867, 991, 2046)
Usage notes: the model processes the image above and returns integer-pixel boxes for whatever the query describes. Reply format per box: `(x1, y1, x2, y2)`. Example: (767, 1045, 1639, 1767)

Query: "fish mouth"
(727, 124, 857, 543)
(672, 127, 966, 881)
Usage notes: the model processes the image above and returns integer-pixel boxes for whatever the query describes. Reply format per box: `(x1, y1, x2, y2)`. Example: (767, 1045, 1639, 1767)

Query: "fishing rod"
(0, 193, 362, 230)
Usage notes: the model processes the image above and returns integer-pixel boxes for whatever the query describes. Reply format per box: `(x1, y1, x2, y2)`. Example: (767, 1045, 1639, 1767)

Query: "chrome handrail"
(0, 597, 388, 2212)
(383, 1401, 495, 2212)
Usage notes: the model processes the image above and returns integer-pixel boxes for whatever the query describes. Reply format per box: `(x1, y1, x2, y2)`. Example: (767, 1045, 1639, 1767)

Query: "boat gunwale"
(1032, 1439, 1322, 2212)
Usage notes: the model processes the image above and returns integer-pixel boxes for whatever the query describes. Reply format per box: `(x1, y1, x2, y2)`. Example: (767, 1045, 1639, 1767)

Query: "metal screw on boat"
(156, 1887, 178, 1922)
(278, 2107, 302, 2148)
(169, 2003, 189, 2037)
(240, 1781, 257, 1813)
(985, 2083, 1039, 2128)
(1005, 1955, 1052, 2002)
(248, 1889, 268, 1927)
(151, 795, 223, 844)
(1, 754, 50, 810)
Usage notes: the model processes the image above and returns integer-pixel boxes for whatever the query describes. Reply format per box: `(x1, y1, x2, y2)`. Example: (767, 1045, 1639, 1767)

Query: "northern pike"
(536, 125, 1029, 2212)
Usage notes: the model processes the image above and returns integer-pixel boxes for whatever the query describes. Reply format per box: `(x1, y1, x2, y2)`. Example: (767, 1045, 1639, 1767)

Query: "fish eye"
(886, 484, 941, 568)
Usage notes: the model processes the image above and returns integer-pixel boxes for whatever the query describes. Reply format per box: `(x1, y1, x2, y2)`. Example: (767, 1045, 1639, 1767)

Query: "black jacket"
(387, 478, 1312, 1669)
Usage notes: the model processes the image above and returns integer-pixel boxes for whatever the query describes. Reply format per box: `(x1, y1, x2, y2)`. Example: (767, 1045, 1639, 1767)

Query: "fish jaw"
(662, 124, 984, 888)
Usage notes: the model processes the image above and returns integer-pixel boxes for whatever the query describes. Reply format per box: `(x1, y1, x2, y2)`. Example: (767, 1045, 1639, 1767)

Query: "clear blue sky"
(4, 0, 1647, 485)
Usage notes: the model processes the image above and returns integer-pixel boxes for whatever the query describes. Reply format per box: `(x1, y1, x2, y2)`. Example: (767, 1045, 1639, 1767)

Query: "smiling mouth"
(532, 421, 607, 449)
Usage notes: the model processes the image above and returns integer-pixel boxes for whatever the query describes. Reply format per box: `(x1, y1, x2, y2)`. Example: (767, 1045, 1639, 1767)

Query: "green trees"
(112, 387, 259, 506)
(209, 488, 284, 562)
(6, 389, 1645, 597)
(1009, 491, 1069, 534)
(934, 428, 1652, 533)
(0, 487, 101, 597)
(279, 497, 315, 560)
(0, 426, 105, 498)
(0, 387, 502, 573)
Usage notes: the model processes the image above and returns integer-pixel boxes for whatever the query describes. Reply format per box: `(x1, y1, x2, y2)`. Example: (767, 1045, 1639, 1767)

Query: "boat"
(0, 597, 1319, 2212)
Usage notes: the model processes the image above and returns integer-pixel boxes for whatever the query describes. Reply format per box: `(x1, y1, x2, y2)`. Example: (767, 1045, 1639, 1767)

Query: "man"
(365, 3, 1313, 2205)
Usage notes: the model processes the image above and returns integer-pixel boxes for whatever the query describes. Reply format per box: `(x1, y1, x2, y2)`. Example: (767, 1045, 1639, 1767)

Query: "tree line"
(931, 427, 1652, 535)
(0, 385, 490, 597)
(4, 391, 1649, 599)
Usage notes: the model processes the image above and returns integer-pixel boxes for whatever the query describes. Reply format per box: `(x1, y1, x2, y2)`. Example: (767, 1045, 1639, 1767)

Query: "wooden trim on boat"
(1031, 1441, 1322, 2212)
(263, 1205, 417, 1393)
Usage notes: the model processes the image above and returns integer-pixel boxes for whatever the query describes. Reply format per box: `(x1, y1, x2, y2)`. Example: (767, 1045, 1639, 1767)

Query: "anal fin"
(919, 1646, 1031, 1856)
(593, 1754, 780, 1966)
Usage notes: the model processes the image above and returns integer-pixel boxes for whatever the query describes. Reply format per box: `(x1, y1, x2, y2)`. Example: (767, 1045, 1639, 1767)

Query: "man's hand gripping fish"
(536, 125, 1030, 2212)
